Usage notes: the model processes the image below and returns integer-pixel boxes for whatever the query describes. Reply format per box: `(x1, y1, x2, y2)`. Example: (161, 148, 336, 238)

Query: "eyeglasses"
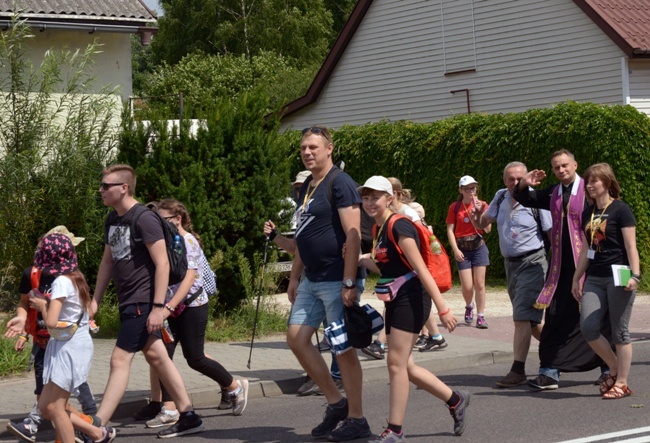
(100, 182, 125, 191)
(302, 126, 332, 143)
(461, 186, 477, 192)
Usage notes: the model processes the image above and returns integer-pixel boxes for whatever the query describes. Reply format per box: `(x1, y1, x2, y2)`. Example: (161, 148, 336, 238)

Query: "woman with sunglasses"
(358, 176, 467, 442)
(446, 176, 491, 329)
(571, 163, 639, 399)
(140, 199, 248, 429)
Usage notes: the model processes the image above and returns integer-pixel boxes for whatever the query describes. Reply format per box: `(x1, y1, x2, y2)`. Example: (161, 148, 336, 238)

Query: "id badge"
(587, 248, 595, 260)
(510, 228, 519, 239)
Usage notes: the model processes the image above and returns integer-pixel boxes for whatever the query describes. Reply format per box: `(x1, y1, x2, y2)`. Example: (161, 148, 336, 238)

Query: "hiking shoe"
(464, 303, 475, 324)
(311, 398, 348, 438)
(157, 411, 204, 438)
(75, 430, 95, 443)
(496, 371, 528, 388)
(231, 378, 249, 416)
(419, 336, 448, 352)
(297, 375, 319, 396)
(595, 372, 610, 386)
(146, 406, 179, 428)
(96, 427, 117, 443)
(6, 419, 37, 443)
(476, 315, 488, 329)
(414, 334, 428, 349)
(327, 417, 371, 442)
(361, 340, 385, 360)
(315, 378, 345, 396)
(133, 400, 162, 420)
(317, 336, 331, 352)
(217, 389, 232, 409)
(528, 374, 559, 390)
(448, 390, 470, 436)
(372, 428, 406, 443)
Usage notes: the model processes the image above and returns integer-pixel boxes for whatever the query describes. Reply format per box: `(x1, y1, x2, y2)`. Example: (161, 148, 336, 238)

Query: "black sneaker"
(419, 336, 448, 352)
(361, 340, 385, 360)
(528, 374, 559, 390)
(327, 417, 371, 442)
(157, 411, 204, 439)
(6, 419, 37, 443)
(311, 398, 348, 438)
(414, 334, 428, 349)
(448, 390, 470, 436)
(217, 389, 232, 409)
(132, 400, 162, 420)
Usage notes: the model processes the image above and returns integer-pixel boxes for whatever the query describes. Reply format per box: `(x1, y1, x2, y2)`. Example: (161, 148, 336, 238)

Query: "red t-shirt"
(445, 200, 488, 238)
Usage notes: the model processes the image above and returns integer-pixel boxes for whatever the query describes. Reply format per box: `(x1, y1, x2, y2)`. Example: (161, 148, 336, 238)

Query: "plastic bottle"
(162, 319, 174, 343)
(430, 235, 442, 255)
(173, 234, 183, 255)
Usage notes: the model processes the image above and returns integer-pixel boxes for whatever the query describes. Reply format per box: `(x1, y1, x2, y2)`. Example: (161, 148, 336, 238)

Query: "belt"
(506, 248, 544, 262)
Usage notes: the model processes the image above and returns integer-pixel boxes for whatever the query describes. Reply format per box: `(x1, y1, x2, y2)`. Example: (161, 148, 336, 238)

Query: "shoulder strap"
(386, 214, 415, 271)
(130, 203, 150, 243)
(454, 199, 462, 217)
(325, 167, 343, 206)
(183, 287, 203, 306)
(494, 189, 508, 219)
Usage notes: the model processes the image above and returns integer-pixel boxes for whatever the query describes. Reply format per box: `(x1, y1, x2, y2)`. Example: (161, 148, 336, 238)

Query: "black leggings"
(160, 303, 234, 402)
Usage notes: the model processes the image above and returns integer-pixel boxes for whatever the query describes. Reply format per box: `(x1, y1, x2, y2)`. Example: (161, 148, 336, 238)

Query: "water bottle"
(162, 319, 174, 343)
(173, 234, 182, 255)
(430, 235, 442, 255)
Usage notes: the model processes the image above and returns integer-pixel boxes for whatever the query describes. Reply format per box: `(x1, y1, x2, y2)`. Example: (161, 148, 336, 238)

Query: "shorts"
(289, 278, 345, 330)
(456, 242, 490, 271)
(385, 280, 432, 334)
(504, 249, 546, 324)
(116, 302, 156, 353)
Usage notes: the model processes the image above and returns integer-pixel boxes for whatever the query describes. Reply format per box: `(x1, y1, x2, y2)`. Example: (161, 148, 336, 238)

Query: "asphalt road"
(10, 340, 649, 443)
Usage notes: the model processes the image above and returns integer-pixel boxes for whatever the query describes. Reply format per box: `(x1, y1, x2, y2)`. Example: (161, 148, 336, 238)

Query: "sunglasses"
(162, 215, 177, 221)
(100, 182, 125, 191)
(302, 127, 332, 143)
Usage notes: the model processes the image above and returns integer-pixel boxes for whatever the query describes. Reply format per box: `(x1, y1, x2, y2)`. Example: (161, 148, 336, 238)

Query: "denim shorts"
(289, 278, 346, 330)
(456, 242, 490, 271)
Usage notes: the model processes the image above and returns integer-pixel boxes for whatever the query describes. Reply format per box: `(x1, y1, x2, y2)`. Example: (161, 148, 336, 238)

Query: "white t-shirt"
(50, 276, 86, 323)
(397, 204, 421, 223)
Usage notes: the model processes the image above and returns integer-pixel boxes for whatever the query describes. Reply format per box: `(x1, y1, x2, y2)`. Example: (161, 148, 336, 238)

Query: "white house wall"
(629, 60, 650, 116)
(282, 0, 627, 130)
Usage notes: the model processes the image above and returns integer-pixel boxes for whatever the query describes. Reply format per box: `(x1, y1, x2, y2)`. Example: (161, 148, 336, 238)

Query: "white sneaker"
(145, 407, 180, 428)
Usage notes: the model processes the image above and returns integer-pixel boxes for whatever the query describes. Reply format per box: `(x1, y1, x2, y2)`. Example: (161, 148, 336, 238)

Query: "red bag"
(26, 267, 51, 349)
(380, 214, 453, 293)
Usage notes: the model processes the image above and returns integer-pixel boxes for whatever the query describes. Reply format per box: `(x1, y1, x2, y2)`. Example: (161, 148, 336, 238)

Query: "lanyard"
(371, 215, 390, 261)
(507, 198, 521, 221)
(301, 180, 321, 212)
(589, 199, 613, 247)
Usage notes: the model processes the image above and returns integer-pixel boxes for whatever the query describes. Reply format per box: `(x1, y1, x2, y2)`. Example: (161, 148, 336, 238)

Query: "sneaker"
(594, 372, 610, 386)
(157, 411, 204, 438)
(6, 419, 37, 443)
(528, 374, 559, 390)
(315, 378, 345, 396)
(217, 389, 232, 409)
(311, 398, 348, 438)
(448, 390, 470, 436)
(317, 336, 331, 352)
(476, 315, 488, 329)
(132, 400, 162, 420)
(231, 378, 249, 416)
(95, 427, 117, 443)
(146, 406, 180, 428)
(327, 417, 371, 442)
(75, 431, 94, 443)
(372, 428, 406, 443)
(464, 303, 475, 324)
(495, 371, 528, 388)
(361, 340, 385, 360)
(414, 334, 428, 349)
(297, 375, 319, 396)
(419, 336, 448, 352)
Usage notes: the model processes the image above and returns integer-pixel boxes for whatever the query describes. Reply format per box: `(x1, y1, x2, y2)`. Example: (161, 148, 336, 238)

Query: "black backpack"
(131, 203, 188, 285)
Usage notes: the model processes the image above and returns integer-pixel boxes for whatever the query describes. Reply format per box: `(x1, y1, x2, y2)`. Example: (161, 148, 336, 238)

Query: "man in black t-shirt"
(286, 127, 371, 441)
(90, 164, 203, 438)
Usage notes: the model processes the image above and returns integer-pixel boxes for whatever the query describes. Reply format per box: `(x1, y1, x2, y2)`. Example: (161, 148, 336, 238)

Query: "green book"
(611, 265, 631, 286)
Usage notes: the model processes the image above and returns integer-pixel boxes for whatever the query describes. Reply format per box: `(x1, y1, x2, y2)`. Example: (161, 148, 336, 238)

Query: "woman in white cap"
(446, 175, 491, 329)
(358, 176, 468, 442)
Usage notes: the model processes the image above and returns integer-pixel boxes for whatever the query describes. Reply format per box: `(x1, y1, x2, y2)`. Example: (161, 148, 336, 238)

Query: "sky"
(142, 0, 163, 15)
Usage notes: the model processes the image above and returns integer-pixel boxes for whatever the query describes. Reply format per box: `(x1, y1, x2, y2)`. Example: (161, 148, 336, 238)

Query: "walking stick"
(247, 236, 270, 369)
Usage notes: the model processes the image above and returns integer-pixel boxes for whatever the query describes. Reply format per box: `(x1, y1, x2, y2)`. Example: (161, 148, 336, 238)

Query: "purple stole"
(534, 176, 585, 309)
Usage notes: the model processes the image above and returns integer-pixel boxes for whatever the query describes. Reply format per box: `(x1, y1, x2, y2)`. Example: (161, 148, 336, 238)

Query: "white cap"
(357, 176, 393, 195)
(459, 175, 478, 187)
(293, 170, 311, 185)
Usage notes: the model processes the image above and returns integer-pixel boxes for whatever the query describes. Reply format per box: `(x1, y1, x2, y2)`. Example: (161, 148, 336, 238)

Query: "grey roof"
(0, 0, 157, 24)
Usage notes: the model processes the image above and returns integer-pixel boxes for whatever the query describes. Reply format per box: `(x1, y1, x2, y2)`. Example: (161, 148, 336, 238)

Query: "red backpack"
(26, 267, 51, 349)
(379, 214, 453, 293)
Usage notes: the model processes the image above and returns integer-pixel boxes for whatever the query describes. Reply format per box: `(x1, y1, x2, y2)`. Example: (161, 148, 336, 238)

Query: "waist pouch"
(456, 234, 483, 251)
(47, 321, 79, 341)
(374, 271, 417, 302)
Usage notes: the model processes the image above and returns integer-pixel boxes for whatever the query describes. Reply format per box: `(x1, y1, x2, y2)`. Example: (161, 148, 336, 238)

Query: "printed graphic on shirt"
(374, 238, 389, 264)
(586, 216, 608, 251)
(108, 225, 132, 260)
(295, 203, 314, 238)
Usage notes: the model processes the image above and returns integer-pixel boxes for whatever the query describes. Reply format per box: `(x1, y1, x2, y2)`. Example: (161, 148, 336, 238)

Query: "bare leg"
(386, 329, 417, 426)
(39, 384, 74, 443)
(472, 266, 487, 314)
(96, 346, 135, 424)
(614, 343, 633, 387)
(142, 336, 193, 412)
(513, 320, 533, 362)
(336, 344, 364, 419)
(458, 269, 474, 307)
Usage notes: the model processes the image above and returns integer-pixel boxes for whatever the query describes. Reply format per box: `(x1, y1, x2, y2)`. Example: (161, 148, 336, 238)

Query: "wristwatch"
(342, 278, 355, 289)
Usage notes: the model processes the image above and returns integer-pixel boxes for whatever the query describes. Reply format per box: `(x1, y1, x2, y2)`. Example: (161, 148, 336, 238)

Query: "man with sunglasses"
(90, 164, 204, 438)
(286, 127, 371, 441)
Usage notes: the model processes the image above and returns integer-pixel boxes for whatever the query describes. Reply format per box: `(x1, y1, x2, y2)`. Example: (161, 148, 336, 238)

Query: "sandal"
(602, 384, 632, 399)
(599, 374, 617, 395)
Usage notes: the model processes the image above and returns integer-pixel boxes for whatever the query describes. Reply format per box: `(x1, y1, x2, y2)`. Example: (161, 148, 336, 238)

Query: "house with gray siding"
(281, 0, 650, 130)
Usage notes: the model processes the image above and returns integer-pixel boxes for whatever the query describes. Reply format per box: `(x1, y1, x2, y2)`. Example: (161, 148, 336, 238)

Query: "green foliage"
(0, 19, 119, 309)
(0, 315, 30, 377)
(325, 102, 650, 283)
(117, 87, 295, 309)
